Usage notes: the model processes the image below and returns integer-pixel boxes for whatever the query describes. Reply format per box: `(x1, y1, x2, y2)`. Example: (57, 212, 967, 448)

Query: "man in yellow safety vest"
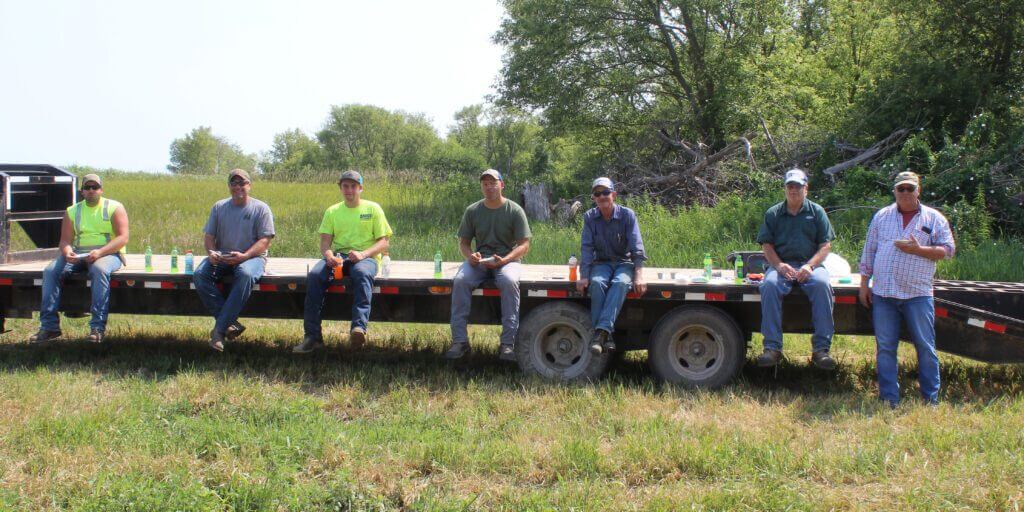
(30, 173, 129, 344)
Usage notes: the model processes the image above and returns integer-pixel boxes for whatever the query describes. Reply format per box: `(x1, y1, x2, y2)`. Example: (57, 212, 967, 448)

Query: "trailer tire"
(515, 302, 609, 382)
(648, 305, 745, 389)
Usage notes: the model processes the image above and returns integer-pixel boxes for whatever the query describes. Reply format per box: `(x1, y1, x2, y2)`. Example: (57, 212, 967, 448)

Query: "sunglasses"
(81, 185, 101, 191)
(592, 189, 613, 197)
(229, 180, 249, 186)
(895, 185, 916, 193)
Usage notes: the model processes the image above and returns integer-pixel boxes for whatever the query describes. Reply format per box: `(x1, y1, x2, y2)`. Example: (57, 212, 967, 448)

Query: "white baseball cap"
(784, 169, 808, 185)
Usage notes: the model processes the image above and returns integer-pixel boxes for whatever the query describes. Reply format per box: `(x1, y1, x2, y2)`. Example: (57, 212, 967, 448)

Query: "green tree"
(167, 126, 256, 174)
(316, 104, 441, 171)
(261, 128, 324, 174)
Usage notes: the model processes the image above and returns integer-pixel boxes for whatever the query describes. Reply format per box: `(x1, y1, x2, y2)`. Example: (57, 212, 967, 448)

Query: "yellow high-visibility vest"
(67, 198, 126, 257)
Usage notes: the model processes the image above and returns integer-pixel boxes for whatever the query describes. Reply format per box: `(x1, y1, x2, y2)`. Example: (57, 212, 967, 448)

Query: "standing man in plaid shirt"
(859, 171, 955, 407)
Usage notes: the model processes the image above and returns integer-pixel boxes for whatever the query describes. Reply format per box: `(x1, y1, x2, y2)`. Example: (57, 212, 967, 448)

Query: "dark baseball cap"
(338, 170, 363, 185)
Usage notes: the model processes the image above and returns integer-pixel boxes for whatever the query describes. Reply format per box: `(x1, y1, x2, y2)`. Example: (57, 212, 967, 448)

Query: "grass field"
(2, 173, 1024, 510)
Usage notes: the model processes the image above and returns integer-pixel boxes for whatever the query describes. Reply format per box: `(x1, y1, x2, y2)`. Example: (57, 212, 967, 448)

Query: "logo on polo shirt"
(360, 213, 372, 220)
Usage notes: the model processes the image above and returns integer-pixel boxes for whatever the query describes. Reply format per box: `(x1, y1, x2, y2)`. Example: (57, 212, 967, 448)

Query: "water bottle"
(144, 245, 153, 272)
(170, 247, 179, 273)
(381, 251, 392, 278)
(332, 252, 343, 280)
(734, 255, 744, 284)
(568, 254, 578, 282)
(703, 252, 712, 281)
(184, 250, 194, 274)
(433, 250, 442, 278)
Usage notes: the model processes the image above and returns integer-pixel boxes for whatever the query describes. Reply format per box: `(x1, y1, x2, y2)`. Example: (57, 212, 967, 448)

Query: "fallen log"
(822, 128, 910, 176)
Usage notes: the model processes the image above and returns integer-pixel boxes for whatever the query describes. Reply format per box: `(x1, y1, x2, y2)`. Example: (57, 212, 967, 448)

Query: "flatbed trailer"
(2, 164, 1023, 388)
(2, 255, 1023, 388)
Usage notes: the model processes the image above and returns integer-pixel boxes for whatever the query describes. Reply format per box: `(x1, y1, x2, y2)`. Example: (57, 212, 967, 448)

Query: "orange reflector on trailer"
(429, 286, 451, 295)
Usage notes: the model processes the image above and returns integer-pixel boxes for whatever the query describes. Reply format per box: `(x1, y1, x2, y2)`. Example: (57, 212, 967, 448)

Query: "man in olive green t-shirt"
(446, 169, 532, 362)
(294, 170, 393, 353)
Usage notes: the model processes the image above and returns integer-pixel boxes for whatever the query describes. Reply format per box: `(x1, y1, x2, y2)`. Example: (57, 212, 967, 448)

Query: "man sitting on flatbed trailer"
(192, 169, 276, 352)
(293, 170, 392, 354)
(30, 173, 129, 344)
(446, 169, 532, 361)
(576, 177, 647, 355)
(755, 169, 837, 370)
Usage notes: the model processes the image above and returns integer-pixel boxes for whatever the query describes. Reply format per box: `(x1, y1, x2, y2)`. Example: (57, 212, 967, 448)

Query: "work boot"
(603, 333, 617, 353)
(811, 350, 837, 371)
(87, 329, 104, 343)
(225, 321, 246, 341)
(29, 329, 61, 344)
(590, 330, 609, 355)
(498, 343, 516, 361)
(209, 329, 225, 352)
(293, 335, 325, 354)
(349, 327, 367, 348)
(756, 348, 783, 367)
(444, 342, 471, 360)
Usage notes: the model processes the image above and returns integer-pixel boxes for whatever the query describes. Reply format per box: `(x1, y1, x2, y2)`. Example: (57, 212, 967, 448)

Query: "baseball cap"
(591, 177, 614, 191)
(894, 171, 920, 188)
(784, 169, 808, 186)
(480, 169, 503, 181)
(228, 169, 251, 183)
(81, 174, 102, 187)
(338, 170, 363, 185)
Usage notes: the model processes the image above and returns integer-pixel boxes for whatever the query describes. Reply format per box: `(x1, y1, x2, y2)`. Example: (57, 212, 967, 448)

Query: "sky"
(0, 0, 506, 172)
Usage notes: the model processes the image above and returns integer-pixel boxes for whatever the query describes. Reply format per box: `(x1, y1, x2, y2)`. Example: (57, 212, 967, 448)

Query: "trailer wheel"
(648, 305, 745, 389)
(515, 302, 609, 381)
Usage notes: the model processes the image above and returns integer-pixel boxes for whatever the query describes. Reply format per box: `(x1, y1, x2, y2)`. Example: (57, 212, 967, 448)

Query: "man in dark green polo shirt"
(755, 169, 837, 370)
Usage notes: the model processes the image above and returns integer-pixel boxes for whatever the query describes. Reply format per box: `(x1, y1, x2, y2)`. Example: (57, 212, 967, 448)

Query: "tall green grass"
(9, 173, 1023, 281)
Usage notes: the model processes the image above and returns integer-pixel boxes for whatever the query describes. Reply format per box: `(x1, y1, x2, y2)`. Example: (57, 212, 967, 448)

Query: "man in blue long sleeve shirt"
(576, 177, 647, 354)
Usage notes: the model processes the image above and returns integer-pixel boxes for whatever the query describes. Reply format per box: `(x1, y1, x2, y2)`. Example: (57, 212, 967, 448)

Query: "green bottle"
(144, 245, 153, 272)
(734, 255, 744, 284)
(170, 247, 179, 273)
(433, 250, 442, 278)
(703, 252, 712, 281)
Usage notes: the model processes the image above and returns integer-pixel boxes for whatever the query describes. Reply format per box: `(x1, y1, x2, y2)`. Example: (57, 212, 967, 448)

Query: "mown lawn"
(2, 173, 1023, 510)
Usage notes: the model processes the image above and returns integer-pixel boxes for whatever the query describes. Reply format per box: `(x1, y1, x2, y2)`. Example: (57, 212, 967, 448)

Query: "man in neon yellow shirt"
(294, 170, 392, 353)
(31, 174, 129, 344)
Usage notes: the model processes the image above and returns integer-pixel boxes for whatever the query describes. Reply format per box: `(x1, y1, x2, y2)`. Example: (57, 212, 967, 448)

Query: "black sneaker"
(209, 329, 225, 352)
(225, 321, 246, 341)
(603, 334, 617, 353)
(444, 342, 471, 360)
(29, 329, 61, 344)
(811, 350, 837, 371)
(87, 329, 104, 343)
(498, 344, 516, 361)
(756, 348, 783, 367)
(590, 330, 609, 355)
(293, 335, 325, 354)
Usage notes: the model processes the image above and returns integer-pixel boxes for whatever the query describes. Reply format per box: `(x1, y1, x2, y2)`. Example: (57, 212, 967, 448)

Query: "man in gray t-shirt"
(446, 169, 532, 362)
(192, 169, 276, 351)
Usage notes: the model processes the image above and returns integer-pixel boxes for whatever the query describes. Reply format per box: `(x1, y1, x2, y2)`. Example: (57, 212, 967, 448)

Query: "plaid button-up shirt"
(859, 203, 955, 299)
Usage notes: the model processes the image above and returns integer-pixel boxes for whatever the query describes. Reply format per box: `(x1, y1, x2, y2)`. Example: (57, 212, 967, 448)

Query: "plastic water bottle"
(144, 246, 153, 272)
(568, 254, 578, 282)
(734, 255, 744, 284)
(381, 251, 392, 278)
(703, 252, 712, 281)
(170, 247, 179, 273)
(433, 251, 442, 278)
(184, 250, 194, 274)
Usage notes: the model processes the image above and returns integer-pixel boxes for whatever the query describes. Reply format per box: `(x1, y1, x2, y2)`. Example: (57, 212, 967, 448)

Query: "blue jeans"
(192, 257, 266, 334)
(588, 262, 634, 333)
(760, 263, 834, 352)
(40, 253, 123, 332)
(304, 257, 378, 337)
(872, 294, 939, 405)
(450, 261, 522, 346)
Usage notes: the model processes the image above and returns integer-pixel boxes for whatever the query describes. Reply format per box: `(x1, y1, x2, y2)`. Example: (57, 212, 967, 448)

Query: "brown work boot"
(349, 327, 366, 348)
(87, 329, 104, 343)
(811, 350, 837, 371)
(756, 348, 783, 367)
(225, 321, 246, 340)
